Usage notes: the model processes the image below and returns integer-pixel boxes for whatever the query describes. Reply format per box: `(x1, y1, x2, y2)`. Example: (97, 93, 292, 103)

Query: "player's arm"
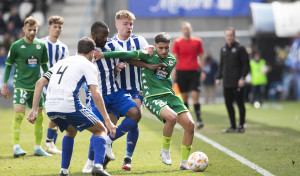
(1, 64, 12, 99)
(126, 59, 166, 70)
(198, 53, 206, 81)
(89, 85, 116, 138)
(27, 70, 51, 124)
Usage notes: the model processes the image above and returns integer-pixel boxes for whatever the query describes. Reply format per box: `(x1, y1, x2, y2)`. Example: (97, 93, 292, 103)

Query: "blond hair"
(24, 16, 39, 27)
(48, 16, 64, 25)
(115, 10, 135, 21)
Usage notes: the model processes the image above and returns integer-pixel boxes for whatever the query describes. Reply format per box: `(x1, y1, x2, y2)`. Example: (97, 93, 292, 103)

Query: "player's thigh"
(13, 89, 29, 113)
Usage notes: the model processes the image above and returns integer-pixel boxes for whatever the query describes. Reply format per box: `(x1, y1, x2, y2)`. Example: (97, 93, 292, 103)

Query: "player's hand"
(1, 84, 10, 99)
(93, 49, 104, 62)
(105, 120, 117, 138)
(27, 110, 38, 124)
(215, 79, 221, 86)
(115, 62, 126, 73)
(143, 45, 155, 57)
(201, 71, 206, 82)
(238, 79, 245, 88)
(147, 63, 167, 70)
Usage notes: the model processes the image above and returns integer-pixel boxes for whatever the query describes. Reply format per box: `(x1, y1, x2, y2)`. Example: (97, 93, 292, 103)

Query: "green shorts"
(13, 88, 44, 109)
(144, 93, 188, 123)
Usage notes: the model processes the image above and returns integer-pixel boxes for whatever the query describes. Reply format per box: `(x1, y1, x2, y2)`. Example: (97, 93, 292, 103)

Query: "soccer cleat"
(82, 159, 94, 173)
(59, 169, 69, 176)
(13, 147, 27, 158)
(122, 156, 132, 171)
(160, 149, 172, 165)
(105, 144, 115, 160)
(103, 155, 111, 170)
(196, 121, 204, 129)
(222, 127, 236, 133)
(236, 125, 245, 133)
(179, 160, 190, 170)
(34, 148, 52, 156)
(92, 164, 110, 176)
(45, 141, 62, 154)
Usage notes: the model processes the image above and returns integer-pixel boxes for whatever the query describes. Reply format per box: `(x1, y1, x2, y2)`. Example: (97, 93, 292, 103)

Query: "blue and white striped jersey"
(111, 34, 148, 91)
(93, 40, 124, 95)
(40, 36, 69, 68)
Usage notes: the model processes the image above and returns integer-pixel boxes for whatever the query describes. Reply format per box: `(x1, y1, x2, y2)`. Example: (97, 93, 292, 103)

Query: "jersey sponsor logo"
(26, 56, 39, 67)
(154, 68, 169, 79)
(169, 59, 174, 66)
(21, 45, 26, 49)
(36, 43, 41, 50)
(231, 47, 236, 53)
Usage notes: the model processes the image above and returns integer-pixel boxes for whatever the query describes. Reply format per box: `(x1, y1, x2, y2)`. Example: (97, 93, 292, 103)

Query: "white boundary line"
(143, 111, 275, 176)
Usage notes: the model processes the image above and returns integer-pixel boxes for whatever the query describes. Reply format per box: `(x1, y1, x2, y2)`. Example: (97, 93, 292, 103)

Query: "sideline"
(143, 111, 275, 176)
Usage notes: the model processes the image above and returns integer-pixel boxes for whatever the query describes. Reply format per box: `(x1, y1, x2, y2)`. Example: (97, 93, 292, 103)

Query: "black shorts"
(176, 70, 201, 92)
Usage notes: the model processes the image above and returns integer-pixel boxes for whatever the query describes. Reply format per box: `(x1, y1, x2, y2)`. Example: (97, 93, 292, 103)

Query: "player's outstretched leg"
(122, 124, 139, 171)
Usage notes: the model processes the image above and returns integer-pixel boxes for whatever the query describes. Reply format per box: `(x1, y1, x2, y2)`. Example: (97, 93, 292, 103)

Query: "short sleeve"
(138, 36, 149, 49)
(172, 40, 178, 55)
(84, 62, 98, 86)
(197, 39, 205, 55)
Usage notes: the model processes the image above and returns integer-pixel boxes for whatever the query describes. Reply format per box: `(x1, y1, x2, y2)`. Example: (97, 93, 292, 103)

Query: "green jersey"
(6, 38, 48, 90)
(103, 50, 177, 99)
(250, 59, 267, 86)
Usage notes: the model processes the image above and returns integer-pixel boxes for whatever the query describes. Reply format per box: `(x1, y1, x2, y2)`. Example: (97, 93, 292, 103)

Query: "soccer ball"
(188, 151, 209, 172)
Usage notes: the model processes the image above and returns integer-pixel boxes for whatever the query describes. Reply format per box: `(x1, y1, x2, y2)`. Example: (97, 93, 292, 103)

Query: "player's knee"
(186, 121, 195, 135)
(166, 114, 177, 126)
(127, 107, 141, 122)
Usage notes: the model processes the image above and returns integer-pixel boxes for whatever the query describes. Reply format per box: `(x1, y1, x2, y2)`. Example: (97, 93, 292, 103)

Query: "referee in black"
(216, 27, 250, 133)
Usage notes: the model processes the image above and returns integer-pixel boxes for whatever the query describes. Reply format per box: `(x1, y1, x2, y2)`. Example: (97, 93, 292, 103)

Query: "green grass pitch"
(0, 102, 299, 176)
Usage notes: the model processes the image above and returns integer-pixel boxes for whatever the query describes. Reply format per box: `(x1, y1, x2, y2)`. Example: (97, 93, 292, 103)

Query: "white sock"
(106, 136, 112, 145)
(88, 159, 94, 164)
(13, 144, 20, 150)
(34, 145, 41, 150)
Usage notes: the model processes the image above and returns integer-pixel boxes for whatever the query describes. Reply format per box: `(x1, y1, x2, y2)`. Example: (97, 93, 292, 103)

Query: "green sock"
(34, 112, 44, 145)
(181, 145, 192, 160)
(12, 113, 24, 145)
(162, 136, 172, 150)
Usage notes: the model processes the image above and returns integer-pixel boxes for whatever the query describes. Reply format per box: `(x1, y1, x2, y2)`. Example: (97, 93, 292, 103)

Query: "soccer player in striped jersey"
(82, 21, 165, 173)
(112, 10, 149, 170)
(40, 16, 69, 154)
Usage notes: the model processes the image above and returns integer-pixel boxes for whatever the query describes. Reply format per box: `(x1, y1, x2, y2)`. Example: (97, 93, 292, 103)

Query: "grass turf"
(0, 101, 299, 175)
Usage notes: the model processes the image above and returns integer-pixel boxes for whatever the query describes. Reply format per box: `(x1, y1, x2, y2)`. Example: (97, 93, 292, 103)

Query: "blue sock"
(47, 128, 56, 141)
(93, 136, 106, 165)
(61, 136, 74, 169)
(88, 134, 95, 161)
(53, 132, 58, 144)
(109, 118, 138, 141)
(126, 124, 139, 157)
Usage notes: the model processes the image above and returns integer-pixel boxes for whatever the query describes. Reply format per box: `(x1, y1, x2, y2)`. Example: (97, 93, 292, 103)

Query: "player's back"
(46, 55, 97, 113)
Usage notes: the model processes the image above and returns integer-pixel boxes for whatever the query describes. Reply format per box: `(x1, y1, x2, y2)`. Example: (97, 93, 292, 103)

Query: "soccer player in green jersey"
(1, 16, 51, 157)
(95, 32, 195, 170)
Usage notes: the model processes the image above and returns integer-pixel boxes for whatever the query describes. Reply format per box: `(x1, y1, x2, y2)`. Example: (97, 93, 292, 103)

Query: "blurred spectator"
(8, 5, 23, 29)
(0, 12, 7, 34)
(0, 46, 7, 65)
(203, 52, 218, 104)
(285, 33, 300, 101)
(249, 52, 268, 108)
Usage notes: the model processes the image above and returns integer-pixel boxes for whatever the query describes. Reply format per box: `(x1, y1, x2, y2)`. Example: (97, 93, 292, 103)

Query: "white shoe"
(105, 144, 115, 160)
(179, 160, 190, 170)
(45, 141, 62, 154)
(160, 149, 172, 165)
(82, 159, 94, 173)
